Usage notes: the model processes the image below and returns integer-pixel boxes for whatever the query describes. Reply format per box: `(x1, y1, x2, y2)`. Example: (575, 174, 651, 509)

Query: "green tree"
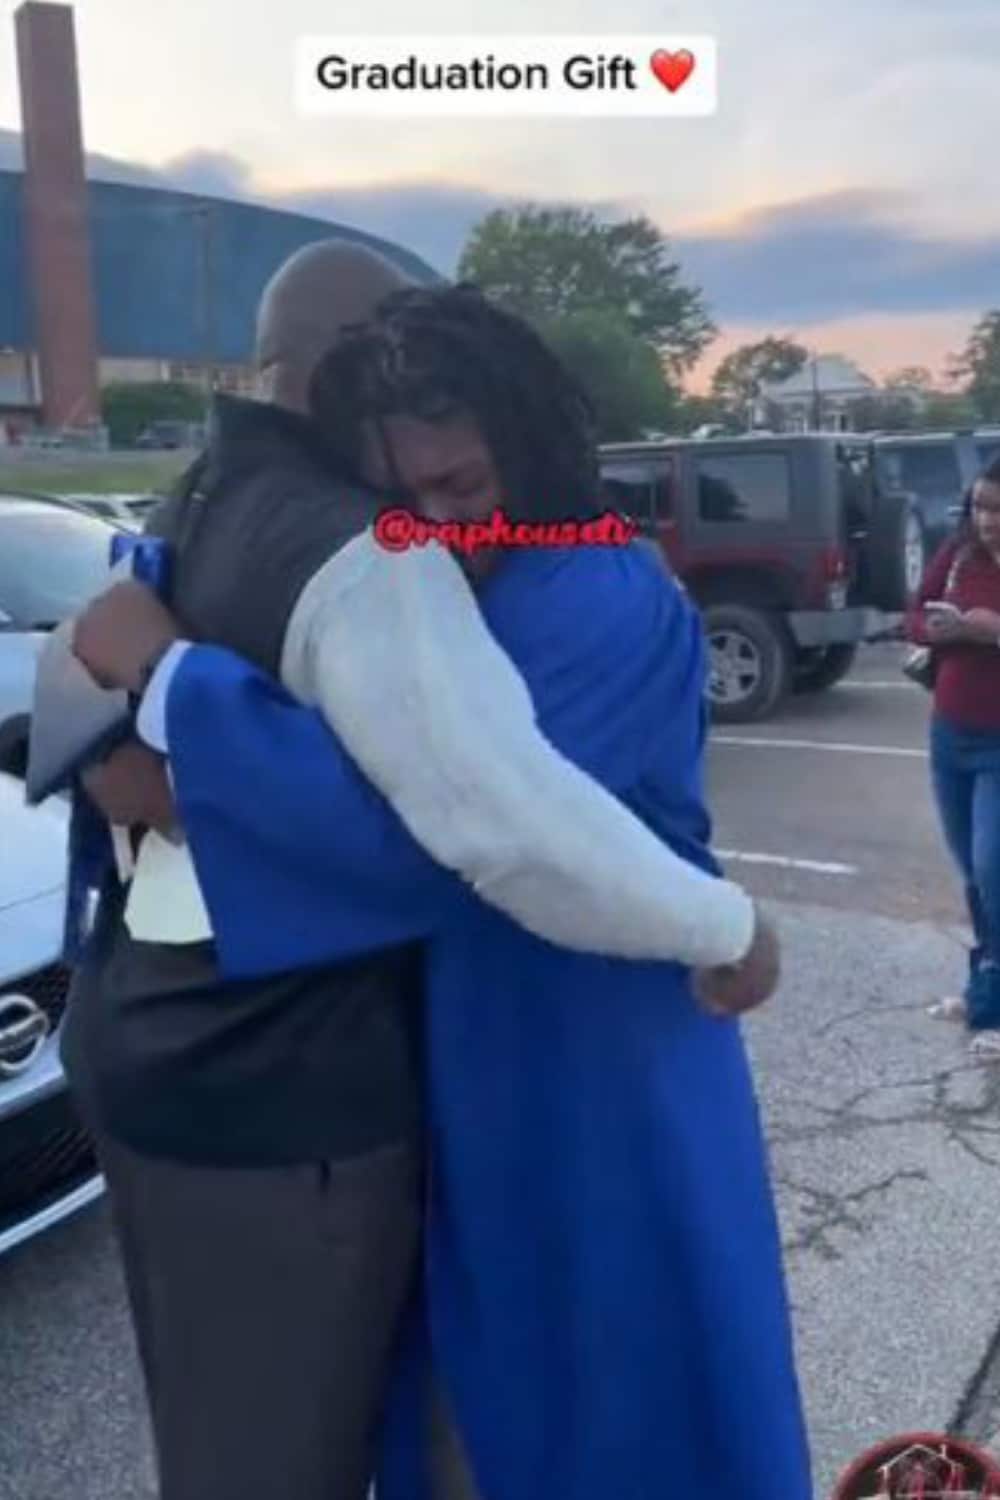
(883, 365, 935, 396)
(849, 395, 917, 433)
(851, 368, 976, 432)
(100, 381, 205, 448)
(538, 309, 678, 442)
(950, 311, 1000, 421)
(459, 205, 715, 376)
(922, 390, 980, 428)
(710, 337, 808, 415)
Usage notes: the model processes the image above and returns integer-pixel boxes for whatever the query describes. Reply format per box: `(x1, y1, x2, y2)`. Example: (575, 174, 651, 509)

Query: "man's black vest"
(60, 394, 423, 1167)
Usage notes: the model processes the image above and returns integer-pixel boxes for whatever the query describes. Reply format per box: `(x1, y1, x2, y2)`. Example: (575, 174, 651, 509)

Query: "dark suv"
(599, 435, 926, 722)
(975, 428, 1000, 480)
(866, 431, 986, 556)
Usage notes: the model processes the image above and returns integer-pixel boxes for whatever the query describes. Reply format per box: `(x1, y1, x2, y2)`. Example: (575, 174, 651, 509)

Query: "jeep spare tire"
(703, 605, 792, 724)
(865, 493, 926, 611)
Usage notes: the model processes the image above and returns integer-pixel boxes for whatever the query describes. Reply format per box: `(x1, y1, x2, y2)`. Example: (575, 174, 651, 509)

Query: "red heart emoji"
(650, 49, 696, 93)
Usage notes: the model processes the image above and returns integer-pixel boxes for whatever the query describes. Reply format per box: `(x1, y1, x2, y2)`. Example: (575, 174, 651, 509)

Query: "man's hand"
(82, 741, 176, 836)
(694, 908, 781, 1018)
(73, 580, 179, 694)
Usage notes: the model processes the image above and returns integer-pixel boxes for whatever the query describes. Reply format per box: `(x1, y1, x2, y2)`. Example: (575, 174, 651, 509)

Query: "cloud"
(158, 149, 251, 199)
(0, 126, 161, 188)
(154, 166, 1000, 328)
(677, 190, 1000, 324)
(250, 179, 1000, 330)
(266, 181, 511, 275)
(154, 151, 512, 273)
(4, 128, 998, 329)
(0, 127, 486, 272)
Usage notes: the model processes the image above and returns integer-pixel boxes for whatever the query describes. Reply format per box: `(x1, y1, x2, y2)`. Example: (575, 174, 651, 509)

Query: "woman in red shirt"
(907, 457, 1000, 1056)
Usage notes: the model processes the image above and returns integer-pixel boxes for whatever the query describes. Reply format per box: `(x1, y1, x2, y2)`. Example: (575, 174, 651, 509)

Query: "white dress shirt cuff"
(135, 640, 192, 755)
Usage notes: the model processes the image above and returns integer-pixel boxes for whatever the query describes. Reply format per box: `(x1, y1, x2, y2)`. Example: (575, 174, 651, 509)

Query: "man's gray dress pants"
(99, 1136, 423, 1500)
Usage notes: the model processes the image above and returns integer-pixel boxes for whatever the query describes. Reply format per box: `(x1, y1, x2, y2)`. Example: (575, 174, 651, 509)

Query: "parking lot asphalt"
(708, 642, 961, 929)
(2, 643, 997, 1499)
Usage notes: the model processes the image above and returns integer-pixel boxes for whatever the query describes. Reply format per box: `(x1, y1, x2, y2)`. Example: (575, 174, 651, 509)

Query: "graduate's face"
(361, 412, 505, 576)
(364, 412, 501, 522)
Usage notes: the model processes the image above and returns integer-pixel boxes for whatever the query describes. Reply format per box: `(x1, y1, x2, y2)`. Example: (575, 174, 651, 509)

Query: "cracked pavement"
(747, 903, 1000, 1495)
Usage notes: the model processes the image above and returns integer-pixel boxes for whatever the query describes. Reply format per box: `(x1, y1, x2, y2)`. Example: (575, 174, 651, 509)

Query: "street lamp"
(189, 204, 215, 400)
(810, 352, 822, 432)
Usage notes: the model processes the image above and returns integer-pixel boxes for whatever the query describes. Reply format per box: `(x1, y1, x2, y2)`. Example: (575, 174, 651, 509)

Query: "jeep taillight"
(821, 546, 850, 610)
(821, 546, 849, 582)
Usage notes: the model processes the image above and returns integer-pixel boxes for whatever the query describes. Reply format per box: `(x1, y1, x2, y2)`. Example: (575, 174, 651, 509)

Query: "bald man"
(255, 238, 416, 408)
(61, 239, 433, 1500)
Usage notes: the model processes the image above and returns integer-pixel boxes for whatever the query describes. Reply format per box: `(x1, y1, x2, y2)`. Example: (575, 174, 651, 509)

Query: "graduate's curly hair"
(308, 282, 601, 521)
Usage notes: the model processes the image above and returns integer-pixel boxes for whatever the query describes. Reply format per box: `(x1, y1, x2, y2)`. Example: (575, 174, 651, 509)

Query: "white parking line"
(714, 736, 927, 759)
(716, 850, 858, 877)
(841, 681, 918, 691)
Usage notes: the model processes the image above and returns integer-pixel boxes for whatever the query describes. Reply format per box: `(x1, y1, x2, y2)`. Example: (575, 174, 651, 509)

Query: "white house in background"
(757, 354, 877, 433)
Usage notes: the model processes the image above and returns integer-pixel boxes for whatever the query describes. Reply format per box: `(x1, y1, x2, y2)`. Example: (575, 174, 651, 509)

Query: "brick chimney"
(14, 1, 100, 428)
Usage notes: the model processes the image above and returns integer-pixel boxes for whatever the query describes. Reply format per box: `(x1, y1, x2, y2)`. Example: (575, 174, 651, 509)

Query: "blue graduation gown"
(165, 545, 813, 1500)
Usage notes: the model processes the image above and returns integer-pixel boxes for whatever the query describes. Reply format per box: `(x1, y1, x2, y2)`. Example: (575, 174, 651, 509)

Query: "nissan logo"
(0, 994, 50, 1078)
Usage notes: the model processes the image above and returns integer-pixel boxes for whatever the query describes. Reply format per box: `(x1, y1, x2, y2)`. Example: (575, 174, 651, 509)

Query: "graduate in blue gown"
(151, 540, 811, 1500)
(76, 287, 812, 1499)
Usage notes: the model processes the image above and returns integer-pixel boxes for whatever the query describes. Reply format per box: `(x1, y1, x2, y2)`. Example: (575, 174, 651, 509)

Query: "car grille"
(0, 1090, 98, 1239)
(13, 962, 71, 1030)
(0, 964, 97, 1238)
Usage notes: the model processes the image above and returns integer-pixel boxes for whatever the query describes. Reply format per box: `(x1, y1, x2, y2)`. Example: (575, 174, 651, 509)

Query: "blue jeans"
(931, 718, 1000, 1028)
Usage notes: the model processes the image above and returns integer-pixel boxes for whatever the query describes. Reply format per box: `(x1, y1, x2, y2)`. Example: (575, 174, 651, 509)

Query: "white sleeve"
(280, 533, 755, 968)
(136, 641, 192, 756)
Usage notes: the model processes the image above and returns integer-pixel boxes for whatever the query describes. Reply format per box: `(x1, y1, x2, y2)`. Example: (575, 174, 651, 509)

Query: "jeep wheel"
(794, 644, 858, 694)
(865, 494, 927, 611)
(703, 606, 792, 723)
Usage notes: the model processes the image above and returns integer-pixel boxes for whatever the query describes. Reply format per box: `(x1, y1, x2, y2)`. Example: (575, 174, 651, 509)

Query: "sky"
(1, 0, 998, 389)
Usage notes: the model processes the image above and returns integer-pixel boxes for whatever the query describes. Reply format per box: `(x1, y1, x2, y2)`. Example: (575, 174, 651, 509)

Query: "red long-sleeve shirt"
(906, 538, 1000, 732)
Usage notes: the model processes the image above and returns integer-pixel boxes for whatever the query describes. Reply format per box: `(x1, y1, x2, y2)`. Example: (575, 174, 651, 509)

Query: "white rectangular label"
(295, 35, 717, 118)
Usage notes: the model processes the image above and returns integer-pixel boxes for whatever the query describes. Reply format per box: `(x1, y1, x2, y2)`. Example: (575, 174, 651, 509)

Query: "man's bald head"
(255, 239, 414, 412)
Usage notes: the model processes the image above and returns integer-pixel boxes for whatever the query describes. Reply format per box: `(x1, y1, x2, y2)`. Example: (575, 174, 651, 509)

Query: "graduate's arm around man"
(75, 542, 780, 1018)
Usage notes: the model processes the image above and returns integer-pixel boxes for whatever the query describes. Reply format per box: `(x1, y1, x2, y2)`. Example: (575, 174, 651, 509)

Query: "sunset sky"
(1, 0, 997, 388)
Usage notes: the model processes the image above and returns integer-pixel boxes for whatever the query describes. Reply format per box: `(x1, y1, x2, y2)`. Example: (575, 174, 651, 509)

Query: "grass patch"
(0, 451, 194, 496)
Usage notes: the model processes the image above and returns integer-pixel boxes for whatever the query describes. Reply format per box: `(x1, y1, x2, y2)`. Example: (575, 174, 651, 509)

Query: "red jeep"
(599, 435, 923, 722)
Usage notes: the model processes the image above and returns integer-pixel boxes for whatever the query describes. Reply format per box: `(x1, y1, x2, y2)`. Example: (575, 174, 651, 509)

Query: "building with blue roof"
(0, 166, 439, 425)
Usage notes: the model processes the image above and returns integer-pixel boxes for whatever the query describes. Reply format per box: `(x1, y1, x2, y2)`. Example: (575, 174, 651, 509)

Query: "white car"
(0, 494, 120, 776)
(0, 774, 102, 1255)
(64, 494, 156, 531)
